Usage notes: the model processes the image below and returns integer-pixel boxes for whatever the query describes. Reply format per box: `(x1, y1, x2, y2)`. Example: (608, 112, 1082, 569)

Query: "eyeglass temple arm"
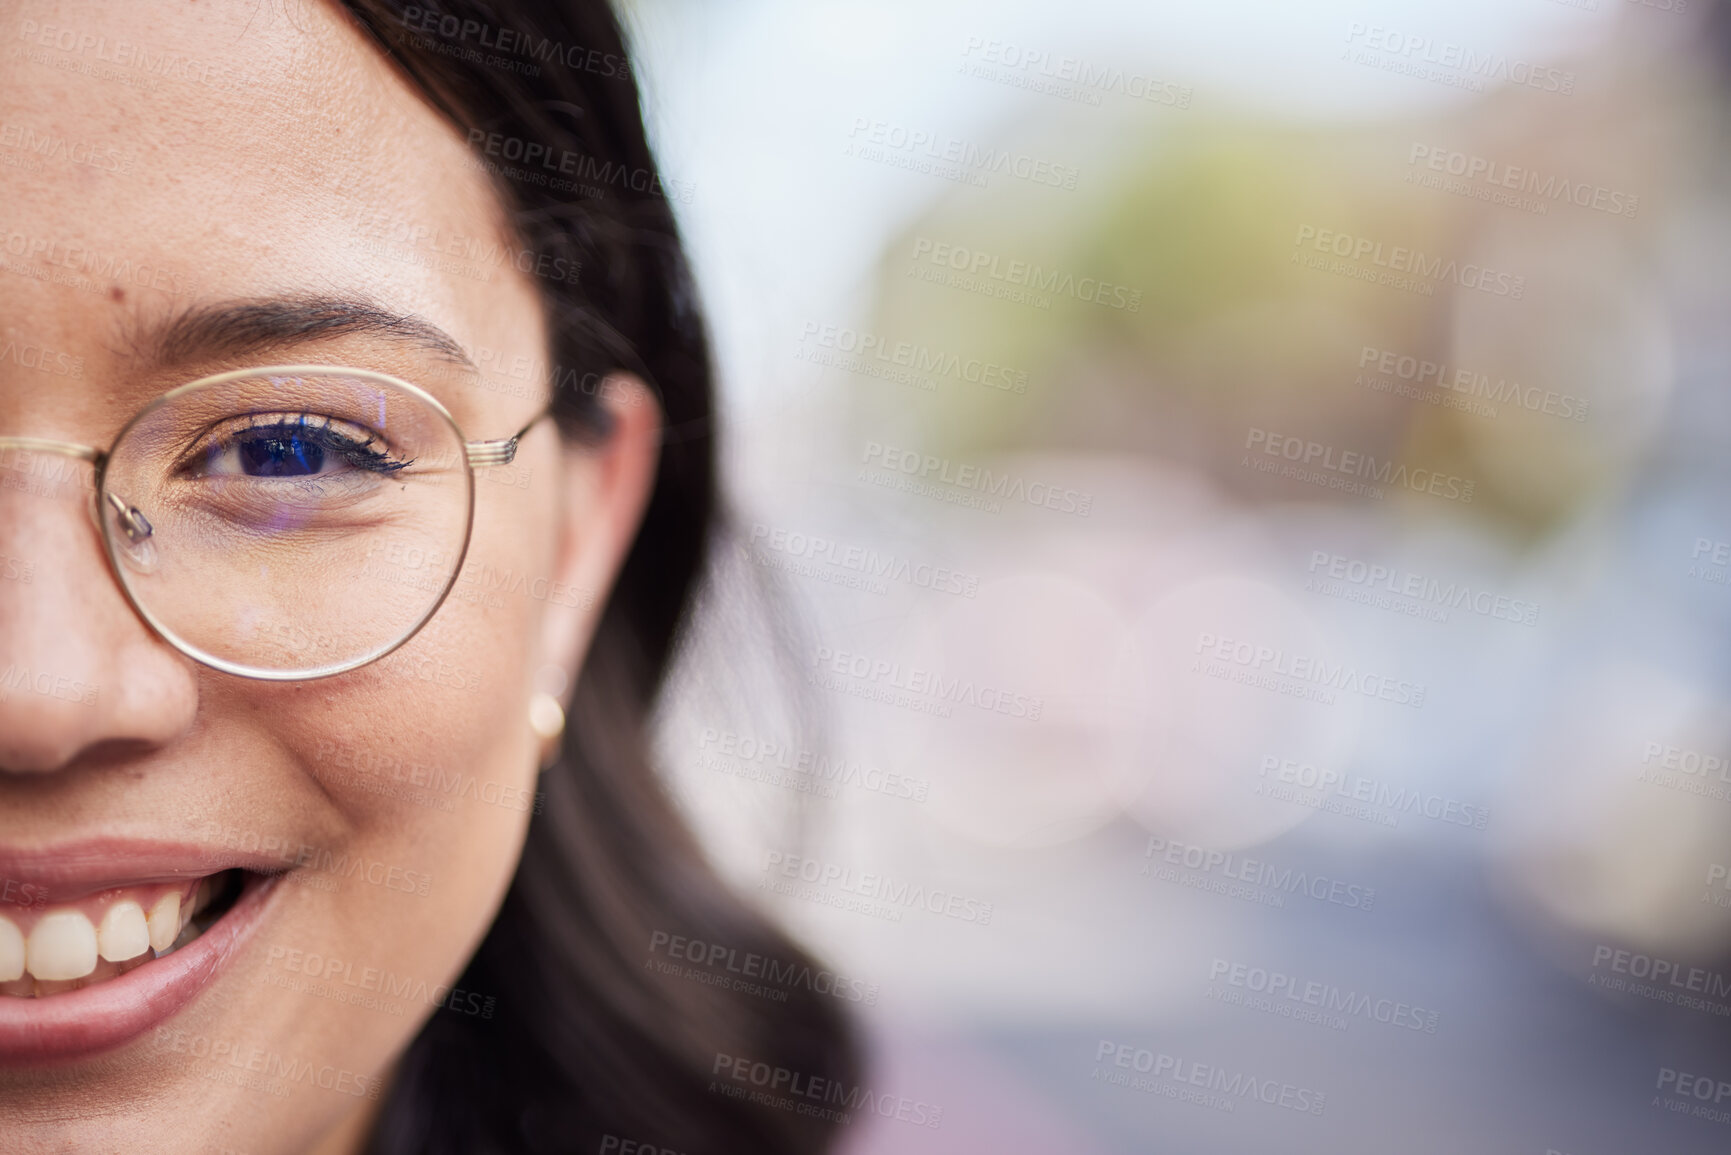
(463, 410, 549, 469)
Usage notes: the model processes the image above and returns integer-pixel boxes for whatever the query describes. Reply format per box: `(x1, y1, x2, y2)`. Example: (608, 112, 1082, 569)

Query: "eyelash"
(184, 412, 416, 477)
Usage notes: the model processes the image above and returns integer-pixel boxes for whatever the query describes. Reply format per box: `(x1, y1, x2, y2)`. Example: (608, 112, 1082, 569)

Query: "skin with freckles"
(0, 1, 660, 1151)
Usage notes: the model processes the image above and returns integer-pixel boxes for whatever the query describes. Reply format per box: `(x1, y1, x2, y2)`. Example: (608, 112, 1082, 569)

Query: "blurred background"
(621, 0, 1731, 1150)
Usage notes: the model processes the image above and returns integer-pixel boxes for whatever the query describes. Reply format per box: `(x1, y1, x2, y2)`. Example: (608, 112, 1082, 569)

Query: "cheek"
(334, 484, 550, 827)
(251, 481, 557, 1009)
(175, 448, 566, 1133)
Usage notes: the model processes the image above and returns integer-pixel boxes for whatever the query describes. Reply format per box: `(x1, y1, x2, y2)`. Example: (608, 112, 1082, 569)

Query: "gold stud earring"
(529, 691, 566, 769)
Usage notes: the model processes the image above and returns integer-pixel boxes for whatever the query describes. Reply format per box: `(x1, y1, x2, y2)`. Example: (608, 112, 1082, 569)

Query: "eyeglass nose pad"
(103, 490, 159, 574)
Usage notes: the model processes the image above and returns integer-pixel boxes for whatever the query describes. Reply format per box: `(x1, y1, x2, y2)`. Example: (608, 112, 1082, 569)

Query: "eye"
(186, 413, 414, 480)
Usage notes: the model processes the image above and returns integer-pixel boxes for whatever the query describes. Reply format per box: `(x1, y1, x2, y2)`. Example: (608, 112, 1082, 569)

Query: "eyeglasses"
(0, 365, 544, 680)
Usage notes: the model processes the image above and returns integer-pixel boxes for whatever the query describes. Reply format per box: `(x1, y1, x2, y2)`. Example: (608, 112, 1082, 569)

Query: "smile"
(1, 869, 249, 995)
(0, 843, 283, 1064)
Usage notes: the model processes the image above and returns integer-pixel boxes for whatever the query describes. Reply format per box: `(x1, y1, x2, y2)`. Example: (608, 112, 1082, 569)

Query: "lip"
(0, 860, 281, 1065)
(0, 837, 291, 904)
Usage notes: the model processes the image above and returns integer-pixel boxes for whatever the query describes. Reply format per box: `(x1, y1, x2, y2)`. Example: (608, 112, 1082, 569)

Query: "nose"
(0, 456, 197, 774)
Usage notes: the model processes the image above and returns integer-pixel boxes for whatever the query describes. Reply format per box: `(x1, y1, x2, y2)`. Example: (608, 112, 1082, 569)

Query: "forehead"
(0, 0, 540, 423)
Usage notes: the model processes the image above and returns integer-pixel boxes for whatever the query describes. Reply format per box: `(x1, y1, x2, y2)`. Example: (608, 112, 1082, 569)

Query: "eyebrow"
(123, 296, 478, 374)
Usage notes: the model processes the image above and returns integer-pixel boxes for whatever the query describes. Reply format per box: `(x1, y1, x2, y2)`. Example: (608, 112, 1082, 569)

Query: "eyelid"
(172, 411, 403, 477)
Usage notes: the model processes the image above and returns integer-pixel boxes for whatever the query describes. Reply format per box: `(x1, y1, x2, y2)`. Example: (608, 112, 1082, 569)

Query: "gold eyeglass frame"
(0, 364, 546, 681)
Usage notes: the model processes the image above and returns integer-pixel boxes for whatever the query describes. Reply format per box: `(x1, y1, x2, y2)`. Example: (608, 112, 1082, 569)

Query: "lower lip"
(0, 871, 280, 1065)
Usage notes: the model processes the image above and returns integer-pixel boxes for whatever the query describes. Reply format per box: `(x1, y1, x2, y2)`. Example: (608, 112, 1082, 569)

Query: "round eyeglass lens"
(97, 369, 474, 677)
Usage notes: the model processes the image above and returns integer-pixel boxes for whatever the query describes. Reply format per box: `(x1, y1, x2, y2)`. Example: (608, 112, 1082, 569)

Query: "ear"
(533, 374, 662, 693)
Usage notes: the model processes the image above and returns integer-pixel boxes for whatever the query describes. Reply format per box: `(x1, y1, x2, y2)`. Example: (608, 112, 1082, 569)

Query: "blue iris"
(239, 430, 326, 477)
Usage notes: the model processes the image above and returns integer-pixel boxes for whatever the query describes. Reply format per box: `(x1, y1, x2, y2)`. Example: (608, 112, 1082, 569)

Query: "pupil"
(240, 433, 324, 477)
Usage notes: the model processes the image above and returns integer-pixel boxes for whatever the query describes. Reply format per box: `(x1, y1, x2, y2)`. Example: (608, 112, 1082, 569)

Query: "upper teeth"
(0, 917, 22, 983)
(147, 893, 180, 954)
(0, 881, 209, 988)
(26, 912, 98, 981)
(98, 901, 151, 963)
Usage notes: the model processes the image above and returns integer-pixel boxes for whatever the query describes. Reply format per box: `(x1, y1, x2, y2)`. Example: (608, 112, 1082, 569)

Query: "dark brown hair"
(331, 2, 861, 1151)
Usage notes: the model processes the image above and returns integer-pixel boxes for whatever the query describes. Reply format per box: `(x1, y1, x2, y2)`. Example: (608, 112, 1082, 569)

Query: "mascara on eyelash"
(186, 414, 415, 477)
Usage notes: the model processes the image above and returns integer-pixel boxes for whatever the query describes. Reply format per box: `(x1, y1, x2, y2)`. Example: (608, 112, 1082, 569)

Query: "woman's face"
(0, 2, 654, 1150)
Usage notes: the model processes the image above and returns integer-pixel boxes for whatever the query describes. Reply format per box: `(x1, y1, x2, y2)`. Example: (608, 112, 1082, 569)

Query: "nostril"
(0, 730, 165, 778)
(0, 732, 91, 776)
